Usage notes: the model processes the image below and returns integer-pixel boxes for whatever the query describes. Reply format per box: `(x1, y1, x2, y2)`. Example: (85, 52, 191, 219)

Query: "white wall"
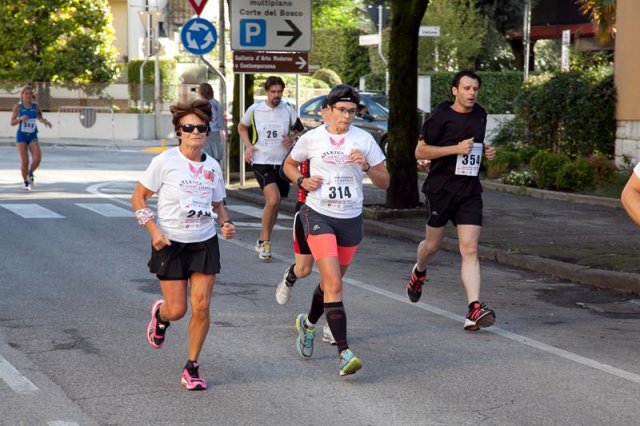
(0, 111, 175, 140)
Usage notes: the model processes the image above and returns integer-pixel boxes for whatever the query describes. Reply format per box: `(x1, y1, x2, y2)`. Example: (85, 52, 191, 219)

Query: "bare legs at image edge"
(407, 223, 496, 331)
(147, 273, 215, 390)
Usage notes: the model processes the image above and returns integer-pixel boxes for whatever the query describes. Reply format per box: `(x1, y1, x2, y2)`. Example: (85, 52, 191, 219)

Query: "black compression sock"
(325, 302, 348, 353)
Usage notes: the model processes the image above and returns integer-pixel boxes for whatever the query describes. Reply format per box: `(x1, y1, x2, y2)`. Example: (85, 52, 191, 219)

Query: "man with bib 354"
(407, 70, 497, 332)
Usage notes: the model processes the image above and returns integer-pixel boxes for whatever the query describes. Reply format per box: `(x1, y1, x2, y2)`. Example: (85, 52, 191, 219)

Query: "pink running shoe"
(181, 363, 207, 391)
(146, 299, 169, 349)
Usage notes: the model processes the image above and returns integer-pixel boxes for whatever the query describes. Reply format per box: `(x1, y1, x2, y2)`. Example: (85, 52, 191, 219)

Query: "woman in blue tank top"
(9, 85, 52, 190)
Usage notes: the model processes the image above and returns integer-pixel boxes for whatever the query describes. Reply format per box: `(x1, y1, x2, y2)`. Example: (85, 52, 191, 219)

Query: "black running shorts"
(293, 211, 311, 255)
(148, 235, 221, 280)
(298, 204, 363, 247)
(252, 164, 290, 198)
(425, 191, 483, 227)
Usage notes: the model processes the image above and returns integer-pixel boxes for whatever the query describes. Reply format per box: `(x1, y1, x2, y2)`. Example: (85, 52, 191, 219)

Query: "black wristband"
(296, 176, 305, 187)
(362, 163, 371, 173)
(223, 220, 234, 225)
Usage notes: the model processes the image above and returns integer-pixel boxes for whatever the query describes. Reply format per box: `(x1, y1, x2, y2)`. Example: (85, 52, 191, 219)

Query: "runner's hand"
(484, 145, 496, 161)
(349, 149, 368, 170)
(151, 231, 171, 251)
(221, 222, 236, 240)
(244, 145, 255, 164)
(281, 134, 294, 148)
(302, 175, 323, 191)
(458, 138, 475, 155)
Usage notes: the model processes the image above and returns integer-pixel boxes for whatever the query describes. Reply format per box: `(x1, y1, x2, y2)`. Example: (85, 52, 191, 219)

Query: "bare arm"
(238, 122, 254, 164)
(284, 155, 322, 192)
(36, 104, 52, 128)
(365, 162, 390, 190)
(415, 137, 475, 160)
(131, 183, 171, 250)
(212, 200, 236, 239)
(9, 105, 20, 126)
(621, 172, 640, 226)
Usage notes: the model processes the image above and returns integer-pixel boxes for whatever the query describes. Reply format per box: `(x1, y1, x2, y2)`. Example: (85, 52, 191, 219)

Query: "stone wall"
(615, 120, 640, 167)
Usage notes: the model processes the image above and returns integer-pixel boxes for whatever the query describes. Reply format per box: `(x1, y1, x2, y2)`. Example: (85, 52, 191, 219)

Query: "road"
(0, 146, 639, 425)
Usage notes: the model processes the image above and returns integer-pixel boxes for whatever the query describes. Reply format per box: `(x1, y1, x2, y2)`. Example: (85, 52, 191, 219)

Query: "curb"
(226, 187, 640, 296)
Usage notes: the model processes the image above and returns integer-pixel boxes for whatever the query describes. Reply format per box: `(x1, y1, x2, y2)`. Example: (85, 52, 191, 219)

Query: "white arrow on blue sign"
(181, 17, 217, 55)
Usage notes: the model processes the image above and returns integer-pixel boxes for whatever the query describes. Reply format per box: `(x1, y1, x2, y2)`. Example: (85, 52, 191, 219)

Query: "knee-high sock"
(307, 283, 324, 324)
(325, 302, 347, 353)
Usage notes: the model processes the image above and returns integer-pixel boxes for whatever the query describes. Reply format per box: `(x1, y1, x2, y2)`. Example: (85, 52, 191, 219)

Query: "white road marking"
(223, 238, 640, 386)
(75, 203, 134, 217)
(0, 203, 64, 218)
(0, 355, 39, 394)
(48, 422, 80, 426)
(232, 221, 289, 230)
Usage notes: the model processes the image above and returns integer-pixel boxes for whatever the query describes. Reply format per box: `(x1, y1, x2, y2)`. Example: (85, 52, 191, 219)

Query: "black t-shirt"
(420, 101, 487, 196)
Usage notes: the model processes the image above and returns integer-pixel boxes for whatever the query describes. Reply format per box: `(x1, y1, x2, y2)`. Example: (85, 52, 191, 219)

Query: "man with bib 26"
(238, 76, 303, 261)
(407, 70, 497, 332)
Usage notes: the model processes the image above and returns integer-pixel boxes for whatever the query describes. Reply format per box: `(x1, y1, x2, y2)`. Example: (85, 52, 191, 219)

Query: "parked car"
(299, 93, 426, 154)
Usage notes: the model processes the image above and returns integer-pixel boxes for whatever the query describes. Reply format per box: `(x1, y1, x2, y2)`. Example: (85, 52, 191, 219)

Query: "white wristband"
(135, 207, 155, 227)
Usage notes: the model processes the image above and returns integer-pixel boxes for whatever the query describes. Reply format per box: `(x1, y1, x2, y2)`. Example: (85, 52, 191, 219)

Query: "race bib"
(261, 122, 284, 145)
(179, 195, 215, 229)
(22, 118, 37, 134)
(320, 174, 359, 210)
(455, 143, 483, 176)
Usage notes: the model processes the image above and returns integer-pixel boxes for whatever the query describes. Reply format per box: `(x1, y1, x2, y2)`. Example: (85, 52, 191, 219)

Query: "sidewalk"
(227, 178, 640, 296)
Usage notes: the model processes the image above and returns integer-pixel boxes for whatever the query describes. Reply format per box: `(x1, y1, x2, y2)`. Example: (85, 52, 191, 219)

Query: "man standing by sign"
(238, 76, 303, 261)
(407, 70, 497, 332)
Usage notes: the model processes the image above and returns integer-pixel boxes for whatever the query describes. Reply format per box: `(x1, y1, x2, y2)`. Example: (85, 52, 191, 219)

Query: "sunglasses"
(179, 124, 209, 133)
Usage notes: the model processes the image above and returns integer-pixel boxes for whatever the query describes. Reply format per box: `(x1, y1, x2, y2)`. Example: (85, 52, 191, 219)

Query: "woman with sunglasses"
(131, 99, 235, 391)
(9, 85, 52, 191)
(283, 84, 390, 376)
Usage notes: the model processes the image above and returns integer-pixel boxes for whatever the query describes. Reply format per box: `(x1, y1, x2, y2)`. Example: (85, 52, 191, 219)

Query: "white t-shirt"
(139, 147, 226, 243)
(290, 125, 386, 219)
(634, 161, 640, 178)
(240, 100, 298, 165)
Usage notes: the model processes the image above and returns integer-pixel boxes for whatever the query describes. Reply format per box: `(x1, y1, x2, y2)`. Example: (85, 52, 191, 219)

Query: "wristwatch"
(296, 176, 305, 187)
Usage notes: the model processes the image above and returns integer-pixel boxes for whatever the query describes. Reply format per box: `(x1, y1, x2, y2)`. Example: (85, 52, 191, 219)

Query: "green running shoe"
(339, 349, 362, 376)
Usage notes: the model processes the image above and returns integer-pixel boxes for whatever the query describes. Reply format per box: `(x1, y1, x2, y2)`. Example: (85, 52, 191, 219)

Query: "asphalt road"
(1, 146, 639, 425)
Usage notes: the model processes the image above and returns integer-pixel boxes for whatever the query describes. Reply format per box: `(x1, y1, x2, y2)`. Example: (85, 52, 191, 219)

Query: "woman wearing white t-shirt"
(131, 100, 236, 391)
(622, 161, 640, 225)
(283, 85, 390, 376)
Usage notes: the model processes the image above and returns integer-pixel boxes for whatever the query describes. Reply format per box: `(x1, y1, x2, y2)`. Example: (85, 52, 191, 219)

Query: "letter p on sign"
(240, 19, 266, 47)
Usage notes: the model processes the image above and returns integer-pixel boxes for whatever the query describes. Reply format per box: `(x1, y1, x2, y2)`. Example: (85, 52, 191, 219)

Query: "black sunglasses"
(179, 124, 208, 133)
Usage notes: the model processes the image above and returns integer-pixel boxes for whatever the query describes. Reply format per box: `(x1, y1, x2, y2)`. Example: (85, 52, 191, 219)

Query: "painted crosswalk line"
(75, 203, 134, 217)
(0, 203, 65, 219)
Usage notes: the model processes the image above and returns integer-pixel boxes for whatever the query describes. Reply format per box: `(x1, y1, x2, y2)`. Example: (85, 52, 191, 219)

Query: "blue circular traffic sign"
(181, 17, 217, 55)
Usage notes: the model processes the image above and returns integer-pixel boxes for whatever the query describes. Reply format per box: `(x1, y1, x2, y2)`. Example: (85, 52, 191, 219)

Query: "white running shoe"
(275, 265, 294, 305)
(322, 323, 336, 345)
(256, 240, 272, 262)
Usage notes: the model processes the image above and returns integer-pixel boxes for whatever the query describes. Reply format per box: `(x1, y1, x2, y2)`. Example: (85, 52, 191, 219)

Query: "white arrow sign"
(295, 56, 307, 70)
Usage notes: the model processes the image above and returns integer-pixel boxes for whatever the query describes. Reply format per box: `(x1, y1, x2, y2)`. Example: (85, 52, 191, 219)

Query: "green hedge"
(513, 70, 616, 157)
(310, 28, 370, 86)
(127, 59, 178, 104)
(361, 71, 523, 114)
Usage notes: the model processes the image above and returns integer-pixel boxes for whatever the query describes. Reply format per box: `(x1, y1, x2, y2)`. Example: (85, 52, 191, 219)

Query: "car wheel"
(379, 137, 388, 155)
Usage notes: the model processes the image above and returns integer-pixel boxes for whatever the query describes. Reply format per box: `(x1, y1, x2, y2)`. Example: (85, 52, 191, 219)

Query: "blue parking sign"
(240, 19, 266, 47)
(181, 17, 217, 55)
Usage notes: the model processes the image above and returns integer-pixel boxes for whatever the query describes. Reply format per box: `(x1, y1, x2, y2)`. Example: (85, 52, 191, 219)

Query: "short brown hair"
(264, 76, 285, 91)
(198, 83, 214, 100)
(170, 99, 212, 135)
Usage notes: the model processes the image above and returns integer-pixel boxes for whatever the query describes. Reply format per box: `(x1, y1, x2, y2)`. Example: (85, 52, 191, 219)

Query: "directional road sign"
(181, 17, 217, 56)
(230, 0, 311, 52)
(233, 51, 308, 74)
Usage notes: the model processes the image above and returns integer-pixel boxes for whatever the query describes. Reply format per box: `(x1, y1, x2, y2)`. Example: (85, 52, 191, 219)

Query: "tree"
(476, 0, 526, 70)
(386, 0, 430, 209)
(418, 0, 486, 72)
(0, 0, 119, 92)
(577, 0, 616, 43)
(312, 0, 368, 29)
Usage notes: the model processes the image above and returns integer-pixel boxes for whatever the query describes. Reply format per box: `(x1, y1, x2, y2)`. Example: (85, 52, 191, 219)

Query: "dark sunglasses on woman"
(180, 124, 209, 133)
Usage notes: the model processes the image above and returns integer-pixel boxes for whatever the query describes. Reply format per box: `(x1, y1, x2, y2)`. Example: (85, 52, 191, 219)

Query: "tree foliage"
(0, 0, 119, 90)
(312, 0, 368, 29)
(418, 0, 486, 72)
(577, 0, 616, 43)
